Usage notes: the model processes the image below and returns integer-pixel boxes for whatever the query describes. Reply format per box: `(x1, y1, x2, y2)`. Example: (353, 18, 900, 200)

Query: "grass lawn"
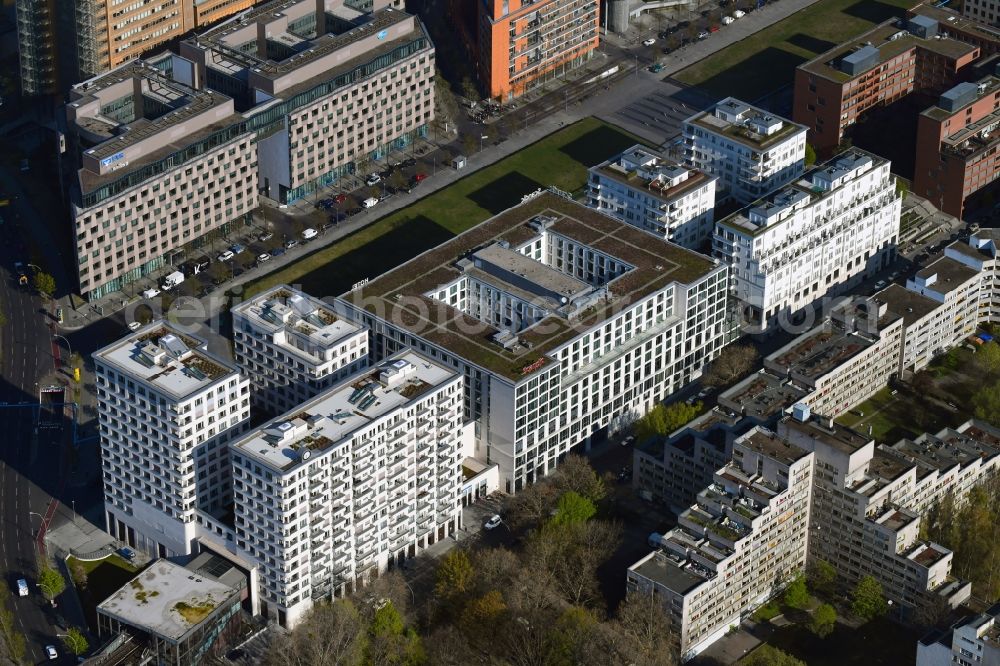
(245, 118, 644, 297)
(764, 617, 920, 666)
(68, 555, 140, 633)
(675, 0, 914, 100)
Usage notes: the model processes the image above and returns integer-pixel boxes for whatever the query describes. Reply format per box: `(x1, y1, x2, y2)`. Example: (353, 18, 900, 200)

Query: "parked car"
(642, 38, 656, 46)
(217, 250, 235, 262)
(649, 63, 664, 73)
(302, 228, 318, 240)
(484, 515, 503, 530)
(258, 231, 274, 242)
(401, 158, 417, 168)
(334, 193, 348, 204)
(365, 173, 381, 186)
(15, 579, 27, 597)
(127, 321, 142, 331)
(698, 30, 709, 39)
(229, 243, 246, 255)
(329, 212, 346, 224)
(412, 172, 428, 183)
(45, 645, 57, 660)
(621, 435, 635, 447)
(141, 287, 161, 299)
(363, 197, 379, 209)
(257, 253, 271, 263)
(347, 206, 363, 216)
(284, 239, 299, 250)
(118, 547, 136, 560)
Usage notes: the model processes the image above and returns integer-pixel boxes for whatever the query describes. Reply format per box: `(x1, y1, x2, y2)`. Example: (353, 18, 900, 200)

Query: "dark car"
(346, 206, 363, 217)
(401, 158, 417, 168)
(271, 247, 286, 257)
(329, 212, 346, 224)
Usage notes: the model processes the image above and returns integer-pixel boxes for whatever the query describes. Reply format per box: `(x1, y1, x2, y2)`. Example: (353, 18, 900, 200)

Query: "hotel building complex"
(587, 144, 717, 249)
(338, 190, 731, 492)
(93, 322, 251, 558)
(233, 285, 368, 415)
(712, 149, 900, 331)
(230, 350, 466, 627)
(683, 98, 807, 205)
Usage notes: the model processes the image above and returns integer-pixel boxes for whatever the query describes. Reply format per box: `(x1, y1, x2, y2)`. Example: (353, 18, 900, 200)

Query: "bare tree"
(701, 344, 760, 388)
(606, 592, 678, 666)
(551, 454, 606, 503)
(263, 600, 366, 666)
(503, 480, 559, 531)
(524, 520, 621, 609)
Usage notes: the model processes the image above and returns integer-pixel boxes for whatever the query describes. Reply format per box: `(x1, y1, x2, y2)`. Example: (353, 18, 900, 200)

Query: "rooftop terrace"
(718, 370, 809, 421)
(592, 145, 714, 203)
(766, 324, 878, 384)
(685, 97, 806, 151)
(339, 191, 718, 381)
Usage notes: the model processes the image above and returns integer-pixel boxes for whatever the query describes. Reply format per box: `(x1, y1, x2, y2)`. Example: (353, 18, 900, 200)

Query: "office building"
(454, 0, 600, 100)
(232, 285, 368, 415)
(909, 3, 1000, 57)
(713, 148, 900, 331)
(93, 322, 251, 558)
(945, 228, 1000, 323)
(917, 602, 1000, 665)
(66, 57, 259, 301)
(588, 144, 717, 249)
(914, 77, 1000, 218)
(230, 350, 466, 627)
(683, 97, 807, 205)
(793, 17, 979, 153)
(337, 190, 731, 492)
(179, 0, 434, 203)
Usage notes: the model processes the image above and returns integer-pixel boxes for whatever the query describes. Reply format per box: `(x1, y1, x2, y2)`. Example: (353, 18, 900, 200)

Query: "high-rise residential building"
(337, 190, 732, 492)
(914, 77, 1000, 218)
(945, 228, 1000, 323)
(232, 285, 368, 416)
(93, 322, 251, 558)
(683, 98, 807, 205)
(179, 0, 435, 203)
(793, 17, 979, 154)
(229, 350, 466, 627)
(454, 0, 600, 100)
(712, 148, 900, 330)
(66, 56, 259, 302)
(587, 144, 717, 249)
(917, 603, 1000, 665)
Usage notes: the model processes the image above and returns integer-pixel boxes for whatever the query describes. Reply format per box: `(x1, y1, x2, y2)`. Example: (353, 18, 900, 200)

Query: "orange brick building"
(914, 77, 1000, 217)
(473, 0, 600, 100)
(793, 17, 979, 154)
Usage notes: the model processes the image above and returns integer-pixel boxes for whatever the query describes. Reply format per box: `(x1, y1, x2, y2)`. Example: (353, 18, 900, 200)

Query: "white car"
(45, 645, 57, 660)
(642, 38, 656, 46)
(484, 515, 503, 530)
(217, 250, 235, 262)
(257, 253, 271, 263)
(127, 321, 142, 331)
(15, 579, 27, 597)
(365, 174, 381, 186)
(141, 287, 160, 299)
(302, 228, 318, 240)
(362, 197, 379, 209)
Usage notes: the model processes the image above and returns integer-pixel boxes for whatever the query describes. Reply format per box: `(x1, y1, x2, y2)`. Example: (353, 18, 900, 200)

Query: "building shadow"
(786, 33, 839, 55)
(558, 124, 645, 167)
(842, 0, 910, 24)
(466, 171, 546, 214)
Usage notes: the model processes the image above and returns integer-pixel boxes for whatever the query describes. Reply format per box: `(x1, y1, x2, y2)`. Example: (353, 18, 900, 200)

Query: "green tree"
(547, 606, 600, 666)
(782, 575, 810, 610)
(551, 454, 606, 503)
(808, 559, 837, 598)
(739, 645, 806, 666)
(805, 143, 817, 166)
(0, 585, 26, 663)
(34, 271, 56, 298)
(459, 589, 507, 644)
(850, 575, 888, 621)
(979, 342, 1000, 375)
(0, 309, 7, 327)
(434, 550, 474, 614)
(810, 603, 837, 638)
(37, 566, 66, 601)
(896, 178, 910, 198)
(550, 491, 596, 526)
(973, 380, 1000, 428)
(62, 627, 89, 656)
(367, 601, 424, 665)
(634, 402, 702, 441)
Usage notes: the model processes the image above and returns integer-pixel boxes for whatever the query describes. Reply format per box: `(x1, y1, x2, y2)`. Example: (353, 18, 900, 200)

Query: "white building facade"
(945, 229, 1000, 325)
(232, 285, 368, 416)
(713, 149, 900, 330)
(683, 97, 807, 205)
(917, 603, 1000, 666)
(587, 144, 717, 249)
(93, 323, 251, 558)
(230, 351, 467, 628)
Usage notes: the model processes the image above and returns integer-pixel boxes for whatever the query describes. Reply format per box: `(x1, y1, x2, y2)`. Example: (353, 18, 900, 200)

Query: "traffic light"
(73, 368, 80, 383)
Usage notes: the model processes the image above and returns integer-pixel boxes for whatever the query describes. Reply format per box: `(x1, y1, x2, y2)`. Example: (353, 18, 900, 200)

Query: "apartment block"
(66, 57, 259, 301)
(587, 144, 717, 249)
(464, 0, 600, 100)
(914, 77, 1000, 218)
(230, 350, 466, 627)
(628, 425, 815, 659)
(180, 0, 435, 203)
(337, 190, 731, 492)
(793, 17, 979, 153)
(909, 3, 1000, 58)
(945, 228, 1000, 323)
(683, 97, 807, 205)
(93, 322, 251, 558)
(713, 149, 900, 331)
(918, 602, 1000, 665)
(232, 285, 368, 415)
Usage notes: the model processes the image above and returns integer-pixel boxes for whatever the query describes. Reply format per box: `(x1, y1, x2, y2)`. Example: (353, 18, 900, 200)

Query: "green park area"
(676, 0, 915, 100)
(68, 554, 140, 632)
(247, 118, 643, 298)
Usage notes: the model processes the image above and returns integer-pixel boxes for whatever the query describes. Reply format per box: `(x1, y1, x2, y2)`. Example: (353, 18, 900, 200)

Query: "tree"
(896, 179, 910, 198)
(810, 603, 837, 638)
(607, 592, 677, 666)
(0, 585, 26, 664)
(633, 402, 702, 442)
(461, 133, 477, 156)
(366, 600, 425, 666)
(550, 491, 596, 526)
(459, 589, 507, 645)
(0, 310, 6, 327)
(526, 519, 620, 608)
(979, 341, 1000, 375)
(551, 454, 606, 503)
(37, 566, 65, 601)
(504, 480, 559, 531)
(850, 575, 888, 622)
(808, 559, 837, 598)
(434, 550, 474, 615)
(782, 575, 810, 610)
(264, 600, 366, 666)
(34, 271, 56, 298)
(62, 627, 89, 656)
(388, 169, 408, 192)
(973, 380, 1000, 428)
(70, 559, 89, 591)
(739, 645, 806, 666)
(804, 143, 817, 166)
(461, 76, 479, 102)
(701, 345, 760, 388)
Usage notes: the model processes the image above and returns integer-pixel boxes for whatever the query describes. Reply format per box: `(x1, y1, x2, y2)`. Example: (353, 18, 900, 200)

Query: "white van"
(302, 228, 318, 240)
(733, 9, 745, 18)
(362, 197, 379, 209)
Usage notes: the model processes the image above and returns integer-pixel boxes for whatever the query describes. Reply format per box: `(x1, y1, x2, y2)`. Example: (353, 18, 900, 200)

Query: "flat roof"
(630, 550, 705, 596)
(798, 20, 976, 83)
(471, 244, 591, 302)
(592, 146, 715, 204)
(767, 325, 878, 383)
(910, 2, 1000, 46)
(874, 283, 942, 326)
(781, 416, 872, 455)
(914, 256, 980, 294)
(339, 191, 718, 381)
(93, 322, 238, 400)
(97, 560, 239, 642)
(718, 370, 809, 421)
(232, 349, 456, 472)
(684, 99, 805, 151)
(742, 429, 809, 466)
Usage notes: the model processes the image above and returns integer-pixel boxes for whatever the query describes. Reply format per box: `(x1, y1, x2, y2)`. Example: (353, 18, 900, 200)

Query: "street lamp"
(28, 511, 45, 538)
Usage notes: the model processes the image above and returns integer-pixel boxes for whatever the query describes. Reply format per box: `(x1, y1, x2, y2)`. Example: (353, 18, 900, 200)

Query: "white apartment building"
(93, 322, 251, 558)
(683, 97, 807, 205)
(946, 228, 1000, 324)
(67, 57, 259, 301)
(180, 0, 435, 204)
(587, 144, 717, 249)
(628, 424, 815, 659)
(229, 350, 466, 628)
(917, 603, 1000, 666)
(713, 149, 900, 331)
(337, 190, 732, 492)
(232, 285, 368, 415)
